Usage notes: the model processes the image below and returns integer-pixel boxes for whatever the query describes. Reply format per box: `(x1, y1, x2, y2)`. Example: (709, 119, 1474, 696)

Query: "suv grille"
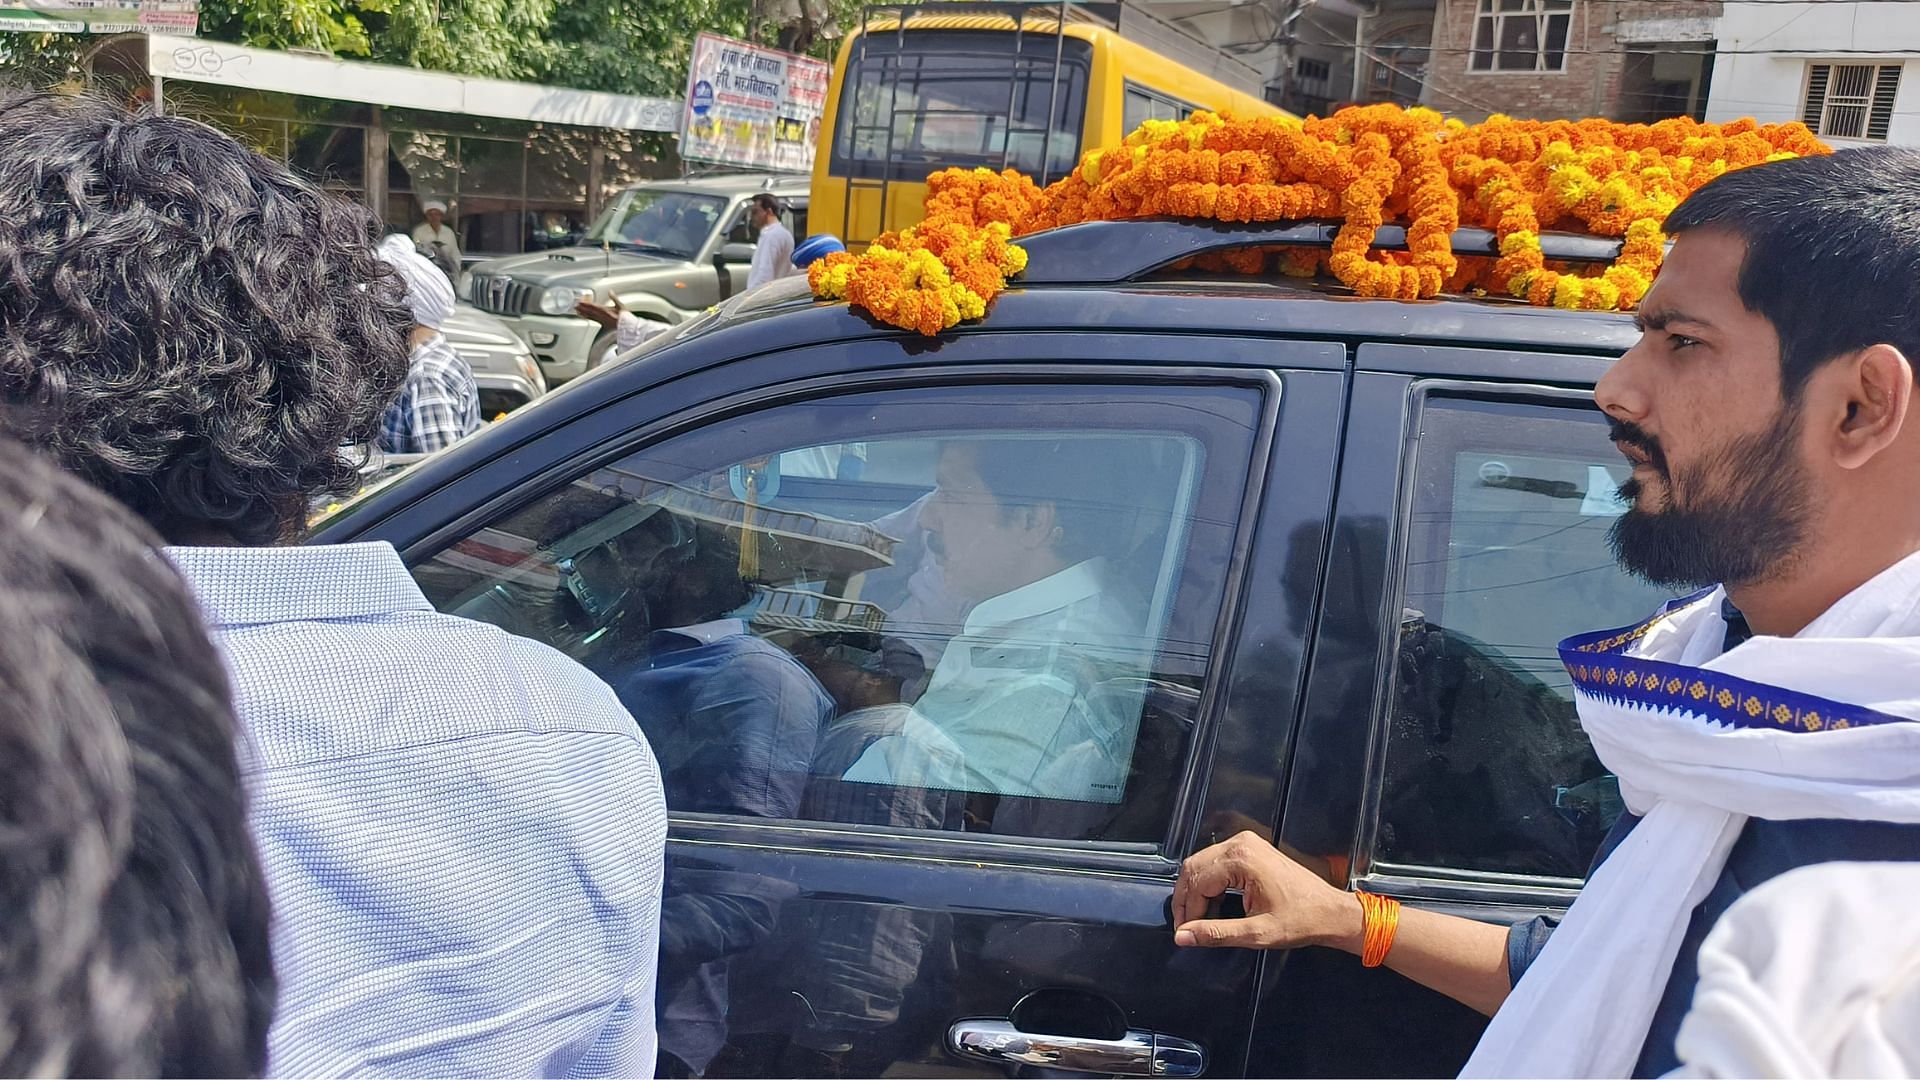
(468, 273, 540, 316)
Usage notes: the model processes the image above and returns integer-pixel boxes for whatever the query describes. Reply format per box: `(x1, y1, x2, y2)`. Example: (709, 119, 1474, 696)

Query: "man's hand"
(574, 297, 622, 330)
(1172, 831, 1362, 952)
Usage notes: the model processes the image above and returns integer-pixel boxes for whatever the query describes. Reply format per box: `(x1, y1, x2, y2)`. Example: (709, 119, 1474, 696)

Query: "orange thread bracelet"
(1355, 890, 1402, 968)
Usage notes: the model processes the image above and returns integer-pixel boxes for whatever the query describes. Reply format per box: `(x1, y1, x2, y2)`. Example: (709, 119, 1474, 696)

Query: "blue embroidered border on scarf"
(1558, 590, 1916, 733)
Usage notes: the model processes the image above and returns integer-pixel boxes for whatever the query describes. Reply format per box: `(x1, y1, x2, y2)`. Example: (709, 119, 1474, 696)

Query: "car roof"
(622, 172, 812, 198)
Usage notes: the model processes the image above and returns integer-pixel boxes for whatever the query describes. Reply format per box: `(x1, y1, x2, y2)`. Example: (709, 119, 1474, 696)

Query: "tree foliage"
(2, 0, 875, 106)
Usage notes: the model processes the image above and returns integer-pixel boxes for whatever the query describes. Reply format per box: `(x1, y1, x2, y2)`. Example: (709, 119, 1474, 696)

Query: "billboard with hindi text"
(680, 32, 829, 174)
(0, 1, 197, 33)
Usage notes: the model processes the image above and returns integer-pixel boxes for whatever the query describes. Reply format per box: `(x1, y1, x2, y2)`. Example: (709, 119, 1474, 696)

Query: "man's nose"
(1595, 340, 1652, 426)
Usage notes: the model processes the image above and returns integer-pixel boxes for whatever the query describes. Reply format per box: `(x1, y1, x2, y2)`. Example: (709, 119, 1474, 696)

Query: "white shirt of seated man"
(845, 441, 1153, 805)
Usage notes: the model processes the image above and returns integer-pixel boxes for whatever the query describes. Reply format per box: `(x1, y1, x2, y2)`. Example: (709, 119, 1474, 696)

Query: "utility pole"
(1272, 0, 1305, 111)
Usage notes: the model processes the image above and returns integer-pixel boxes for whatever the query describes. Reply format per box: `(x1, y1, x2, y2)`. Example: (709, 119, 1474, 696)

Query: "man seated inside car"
(841, 437, 1155, 811)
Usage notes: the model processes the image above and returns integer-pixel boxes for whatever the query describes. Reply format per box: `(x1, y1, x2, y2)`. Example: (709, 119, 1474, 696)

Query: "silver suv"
(464, 173, 809, 383)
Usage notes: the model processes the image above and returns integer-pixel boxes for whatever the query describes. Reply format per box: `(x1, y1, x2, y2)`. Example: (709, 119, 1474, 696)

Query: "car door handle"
(947, 1018, 1205, 1077)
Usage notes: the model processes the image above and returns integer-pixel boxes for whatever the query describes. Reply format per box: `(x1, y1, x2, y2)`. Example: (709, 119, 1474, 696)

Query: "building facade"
(1708, 1, 1920, 146)
(1421, 0, 1717, 123)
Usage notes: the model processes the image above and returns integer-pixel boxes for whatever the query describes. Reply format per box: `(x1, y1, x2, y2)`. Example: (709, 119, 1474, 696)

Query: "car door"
(346, 330, 1350, 1078)
(1249, 347, 1672, 1076)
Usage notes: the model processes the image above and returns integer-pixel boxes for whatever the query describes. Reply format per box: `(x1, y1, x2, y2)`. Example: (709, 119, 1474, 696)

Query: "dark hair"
(0, 437, 275, 1077)
(1664, 146, 1920, 400)
(751, 193, 783, 216)
(971, 438, 1143, 563)
(0, 92, 413, 544)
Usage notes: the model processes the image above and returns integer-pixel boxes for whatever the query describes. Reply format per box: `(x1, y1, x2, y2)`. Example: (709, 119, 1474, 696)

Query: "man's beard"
(1607, 409, 1813, 590)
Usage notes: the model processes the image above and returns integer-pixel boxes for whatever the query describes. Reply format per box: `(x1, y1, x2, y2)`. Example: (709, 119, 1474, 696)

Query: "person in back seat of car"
(0, 92, 668, 1078)
(844, 438, 1153, 807)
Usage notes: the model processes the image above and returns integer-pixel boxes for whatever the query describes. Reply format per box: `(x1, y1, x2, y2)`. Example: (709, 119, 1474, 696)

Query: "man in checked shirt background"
(376, 234, 483, 455)
(0, 92, 668, 1078)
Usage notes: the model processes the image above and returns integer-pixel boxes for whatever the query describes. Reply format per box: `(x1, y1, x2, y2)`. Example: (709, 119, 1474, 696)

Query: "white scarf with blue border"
(1462, 550, 1920, 1079)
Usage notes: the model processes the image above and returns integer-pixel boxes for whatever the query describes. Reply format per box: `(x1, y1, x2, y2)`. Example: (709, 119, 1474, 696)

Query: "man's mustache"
(1607, 418, 1668, 477)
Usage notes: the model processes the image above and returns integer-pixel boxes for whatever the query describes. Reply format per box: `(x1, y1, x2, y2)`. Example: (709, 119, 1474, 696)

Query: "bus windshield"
(584, 188, 728, 259)
(831, 30, 1090, 183)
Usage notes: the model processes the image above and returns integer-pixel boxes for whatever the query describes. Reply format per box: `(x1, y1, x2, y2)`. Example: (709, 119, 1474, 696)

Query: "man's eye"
(1671, 334, 1702, 350)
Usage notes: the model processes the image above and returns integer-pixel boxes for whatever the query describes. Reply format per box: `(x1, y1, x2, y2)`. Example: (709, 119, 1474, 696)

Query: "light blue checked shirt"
(167, 542, 667, 1078)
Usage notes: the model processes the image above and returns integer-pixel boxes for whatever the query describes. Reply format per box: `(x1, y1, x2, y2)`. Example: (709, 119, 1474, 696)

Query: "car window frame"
(1354, 376, 1625, 910)
(395, 359, 1286, 874)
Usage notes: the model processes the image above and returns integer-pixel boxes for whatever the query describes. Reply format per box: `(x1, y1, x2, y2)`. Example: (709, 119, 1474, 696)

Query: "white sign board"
(680, 32, 829, 174)
(0, 0, 198, 34)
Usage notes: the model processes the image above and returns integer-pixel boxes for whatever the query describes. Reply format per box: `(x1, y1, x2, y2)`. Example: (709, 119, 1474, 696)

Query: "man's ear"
(1831, 344, 1914, 470)
(1017, 502, 1060, 548)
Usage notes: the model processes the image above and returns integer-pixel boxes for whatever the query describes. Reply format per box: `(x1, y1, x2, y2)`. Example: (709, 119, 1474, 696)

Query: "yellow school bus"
(811, 7, 1289, 245)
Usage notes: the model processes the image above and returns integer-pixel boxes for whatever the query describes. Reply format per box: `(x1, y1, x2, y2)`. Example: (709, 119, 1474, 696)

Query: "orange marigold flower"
(814, 105, 1830, 330)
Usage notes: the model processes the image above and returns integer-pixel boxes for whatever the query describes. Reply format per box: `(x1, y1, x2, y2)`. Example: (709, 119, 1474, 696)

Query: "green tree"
(1, 0, 879, 97)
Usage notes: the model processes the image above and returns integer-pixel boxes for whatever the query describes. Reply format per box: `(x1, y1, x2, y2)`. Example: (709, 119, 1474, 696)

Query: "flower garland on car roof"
(808, 104, 1830, 334)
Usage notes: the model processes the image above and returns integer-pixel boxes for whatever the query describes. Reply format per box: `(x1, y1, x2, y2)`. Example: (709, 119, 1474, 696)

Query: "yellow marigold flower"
(1499, 230, 1541, 257)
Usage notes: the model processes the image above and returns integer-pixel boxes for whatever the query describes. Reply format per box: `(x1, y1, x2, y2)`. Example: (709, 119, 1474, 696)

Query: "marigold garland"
(812, 104, 1829, 334)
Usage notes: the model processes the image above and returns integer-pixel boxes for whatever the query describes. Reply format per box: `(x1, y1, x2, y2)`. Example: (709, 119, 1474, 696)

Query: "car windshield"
(583, 188, 728, 259)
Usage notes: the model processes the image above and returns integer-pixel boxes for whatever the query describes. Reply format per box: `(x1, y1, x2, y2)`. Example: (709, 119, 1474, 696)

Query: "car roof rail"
(1014, 218, 1628, 286)
(860, 0, 1119, 28)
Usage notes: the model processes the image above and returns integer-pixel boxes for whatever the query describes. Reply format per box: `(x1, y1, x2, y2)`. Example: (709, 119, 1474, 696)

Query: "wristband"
(1355, 890, 1402, 968)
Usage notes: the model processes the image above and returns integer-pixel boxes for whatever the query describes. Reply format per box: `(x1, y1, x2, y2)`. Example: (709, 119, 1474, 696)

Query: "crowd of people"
(4, 84, 1920, 1080)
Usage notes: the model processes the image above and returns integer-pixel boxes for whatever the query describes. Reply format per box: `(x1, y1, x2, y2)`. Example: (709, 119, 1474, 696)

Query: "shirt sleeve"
(1507, 809, 1642, 986)
(615, 310, 666, 353)
(1507, 914, 1560, 986)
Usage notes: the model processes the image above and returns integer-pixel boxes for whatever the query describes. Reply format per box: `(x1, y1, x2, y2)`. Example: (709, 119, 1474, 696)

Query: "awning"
(145, 33, 681, 133)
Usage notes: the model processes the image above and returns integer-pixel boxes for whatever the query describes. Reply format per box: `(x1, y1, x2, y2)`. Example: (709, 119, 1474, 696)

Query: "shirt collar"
(654, 617, 749, 647)
(165, 541, 435, 629)
(963, 558, 1107, 634)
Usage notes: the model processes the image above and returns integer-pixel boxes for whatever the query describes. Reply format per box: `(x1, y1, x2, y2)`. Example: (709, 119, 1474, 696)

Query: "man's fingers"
(1173, 916, 1271, 950)
(1173, 847, 1241, 927)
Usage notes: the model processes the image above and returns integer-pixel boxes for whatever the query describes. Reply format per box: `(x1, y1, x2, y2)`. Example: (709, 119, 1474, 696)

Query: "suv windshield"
(584, 188, 729, 259)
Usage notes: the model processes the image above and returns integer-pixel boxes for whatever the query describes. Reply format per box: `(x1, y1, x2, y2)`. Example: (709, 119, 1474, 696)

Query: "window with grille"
(1803, 63, 1902, 141)
(1471, 0, 1575, 73)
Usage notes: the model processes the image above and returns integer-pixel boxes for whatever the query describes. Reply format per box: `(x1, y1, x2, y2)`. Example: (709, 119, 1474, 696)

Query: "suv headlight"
(539, 285, 592, 315)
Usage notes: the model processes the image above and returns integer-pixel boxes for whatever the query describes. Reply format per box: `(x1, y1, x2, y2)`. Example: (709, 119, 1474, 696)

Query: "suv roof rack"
(1014, 218, 1628, 286)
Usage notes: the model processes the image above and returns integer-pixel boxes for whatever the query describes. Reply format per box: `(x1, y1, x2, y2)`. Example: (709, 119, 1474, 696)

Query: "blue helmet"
(792, 233, 846, 268)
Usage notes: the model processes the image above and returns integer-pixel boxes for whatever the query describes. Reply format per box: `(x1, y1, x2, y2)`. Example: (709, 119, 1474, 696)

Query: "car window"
(1374, 395, 1670, 880)
(724, 204, 758, 246)
(412, 383, 1261, 846)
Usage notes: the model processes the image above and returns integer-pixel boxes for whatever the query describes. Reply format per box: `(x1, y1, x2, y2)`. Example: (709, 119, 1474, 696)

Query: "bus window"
(830, 31, 1091, 182)
(1123, 82, 1201, 131)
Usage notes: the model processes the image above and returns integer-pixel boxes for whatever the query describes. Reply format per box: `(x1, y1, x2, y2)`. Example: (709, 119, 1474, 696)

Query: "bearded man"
(1170, 146, 1920, 1078)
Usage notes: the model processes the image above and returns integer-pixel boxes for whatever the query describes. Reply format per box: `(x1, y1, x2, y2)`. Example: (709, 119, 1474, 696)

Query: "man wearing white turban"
(376, 233, 481, 454)
(411, 197, 461, 270)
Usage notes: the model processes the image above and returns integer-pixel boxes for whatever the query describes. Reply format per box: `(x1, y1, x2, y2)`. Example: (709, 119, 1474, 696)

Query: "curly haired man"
(0, 93, 667, 1078)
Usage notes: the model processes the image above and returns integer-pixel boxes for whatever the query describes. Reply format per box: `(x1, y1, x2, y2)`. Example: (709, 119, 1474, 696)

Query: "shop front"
(88, 34, 684, 259)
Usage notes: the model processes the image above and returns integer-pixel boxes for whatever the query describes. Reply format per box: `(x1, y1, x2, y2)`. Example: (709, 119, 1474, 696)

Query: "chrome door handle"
(947, 1018, 1205, 1077)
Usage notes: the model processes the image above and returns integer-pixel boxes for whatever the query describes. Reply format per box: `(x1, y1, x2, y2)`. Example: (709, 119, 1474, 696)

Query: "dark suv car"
(312, 220, 1667, 1078)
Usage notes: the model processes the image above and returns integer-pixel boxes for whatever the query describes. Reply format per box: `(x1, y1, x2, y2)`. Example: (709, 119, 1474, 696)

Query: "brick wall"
(1419, 0, 1719, 123)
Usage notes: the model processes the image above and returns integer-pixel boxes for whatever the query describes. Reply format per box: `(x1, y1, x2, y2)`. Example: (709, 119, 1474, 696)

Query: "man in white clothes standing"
(746, 193, 795, 291)
(412, 197, 461, 277)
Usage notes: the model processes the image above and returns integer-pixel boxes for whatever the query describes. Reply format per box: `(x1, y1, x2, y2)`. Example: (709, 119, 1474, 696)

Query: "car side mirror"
(719, 242, 756, 264)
